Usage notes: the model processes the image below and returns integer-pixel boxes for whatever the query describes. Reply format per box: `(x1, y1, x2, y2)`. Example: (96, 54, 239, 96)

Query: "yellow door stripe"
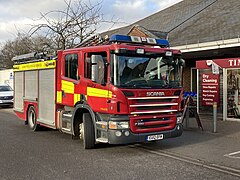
(87, 87, 112, 98)
(57, 91, 62, 103)
(62, 80, 74, 94)
(74, 94, 81, 104)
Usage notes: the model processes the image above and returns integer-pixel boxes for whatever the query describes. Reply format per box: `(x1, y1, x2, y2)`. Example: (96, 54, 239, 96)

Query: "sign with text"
(201, 73, 220, 106)
(196, 58, 240, 69)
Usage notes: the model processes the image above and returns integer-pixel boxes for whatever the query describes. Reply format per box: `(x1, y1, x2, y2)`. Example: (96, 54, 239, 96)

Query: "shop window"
(227, 69, 240, 118)
(65, 54, 78, 80)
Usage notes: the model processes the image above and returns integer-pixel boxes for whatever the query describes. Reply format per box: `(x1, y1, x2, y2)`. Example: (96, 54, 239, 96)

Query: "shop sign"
(214, 58, 240, 68)
(196, 58, 240, 69)
(201, 73, 220, 106)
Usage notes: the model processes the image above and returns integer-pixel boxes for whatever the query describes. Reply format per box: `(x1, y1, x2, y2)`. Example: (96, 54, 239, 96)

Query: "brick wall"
(128, 28, 148, 37)
(182, 66, 191, 92)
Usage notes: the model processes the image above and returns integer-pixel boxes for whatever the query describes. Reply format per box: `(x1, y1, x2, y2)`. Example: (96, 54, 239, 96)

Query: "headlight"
(176, 116, 183, 124)
(109, 121, 129, 129)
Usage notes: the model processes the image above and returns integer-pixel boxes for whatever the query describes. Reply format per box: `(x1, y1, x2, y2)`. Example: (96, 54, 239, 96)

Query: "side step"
(96, 138, 108, 143)
(62, 113, 72, 123)
(61, 127, 72, 134)
(61, 111, 73, 134)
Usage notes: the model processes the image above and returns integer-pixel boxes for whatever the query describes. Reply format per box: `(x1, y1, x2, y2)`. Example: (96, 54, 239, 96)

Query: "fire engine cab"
(12, 34, 185, 149)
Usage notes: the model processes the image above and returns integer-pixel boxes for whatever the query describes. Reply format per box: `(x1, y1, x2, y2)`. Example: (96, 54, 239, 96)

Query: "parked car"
(0, 84, 13, 107)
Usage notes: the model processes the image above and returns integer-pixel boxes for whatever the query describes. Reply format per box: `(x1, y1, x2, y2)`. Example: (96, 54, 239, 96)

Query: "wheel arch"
(71, 104, 96, 137)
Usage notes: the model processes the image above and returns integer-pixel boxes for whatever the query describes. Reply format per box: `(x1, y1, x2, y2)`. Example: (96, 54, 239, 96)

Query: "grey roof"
(101, 0, 240, 46)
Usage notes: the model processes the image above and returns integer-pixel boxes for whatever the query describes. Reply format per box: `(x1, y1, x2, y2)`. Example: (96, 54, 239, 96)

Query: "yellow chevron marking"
(62, 80, 74, 94)
(74, 94, 81, 104)
(87, 87, 112, 98)
(57, 91, 62, 103)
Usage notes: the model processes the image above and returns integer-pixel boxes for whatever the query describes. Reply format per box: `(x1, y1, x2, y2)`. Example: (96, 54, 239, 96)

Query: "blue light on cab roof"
(110, 35, 131, 42)
(156, 39, 169, 47)
(109, 34, 169, 47)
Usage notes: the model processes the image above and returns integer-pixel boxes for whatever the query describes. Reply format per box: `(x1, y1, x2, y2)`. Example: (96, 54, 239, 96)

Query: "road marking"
(132, 145, 240, 178)
(224, 151, 240, 159)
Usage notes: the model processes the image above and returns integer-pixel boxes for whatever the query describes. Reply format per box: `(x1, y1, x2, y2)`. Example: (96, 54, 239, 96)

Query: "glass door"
(226, 69, 240, 121)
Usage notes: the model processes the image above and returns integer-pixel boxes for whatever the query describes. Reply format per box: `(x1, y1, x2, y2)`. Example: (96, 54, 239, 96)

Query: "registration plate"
(146, 134, 163, 141)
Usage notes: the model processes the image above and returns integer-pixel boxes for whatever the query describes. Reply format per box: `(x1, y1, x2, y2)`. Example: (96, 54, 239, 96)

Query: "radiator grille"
(0, 96, 13, 100)
(128, 96, 178, 115)
(128, 96, 179, 133)
(130, 114, 176, 133)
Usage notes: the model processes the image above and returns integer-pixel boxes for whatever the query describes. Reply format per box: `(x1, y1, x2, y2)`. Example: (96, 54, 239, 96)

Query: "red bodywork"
(55, 43, 183, 133)
(15, 42, 183, 137)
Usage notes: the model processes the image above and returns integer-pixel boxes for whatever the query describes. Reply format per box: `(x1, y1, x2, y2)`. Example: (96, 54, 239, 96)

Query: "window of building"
(65, 54, 78, 80)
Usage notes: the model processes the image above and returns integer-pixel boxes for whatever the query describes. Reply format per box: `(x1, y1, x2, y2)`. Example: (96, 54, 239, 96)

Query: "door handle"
(62, 90, 66, 98)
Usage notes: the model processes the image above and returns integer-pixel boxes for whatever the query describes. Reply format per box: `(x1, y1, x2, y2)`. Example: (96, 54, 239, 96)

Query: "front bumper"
(107, 124, 183, 144)
(0, 101, 13, 106)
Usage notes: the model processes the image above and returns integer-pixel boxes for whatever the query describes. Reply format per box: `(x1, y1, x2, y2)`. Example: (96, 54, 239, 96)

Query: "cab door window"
(65, 54, 78, 80)
(84, 52, 107, 84)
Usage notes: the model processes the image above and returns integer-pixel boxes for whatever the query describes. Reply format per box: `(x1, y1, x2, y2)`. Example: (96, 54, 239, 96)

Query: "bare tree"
(29, 0, 104, 50)
(0, 0, 126, 68)
(0, 33, 53, 68)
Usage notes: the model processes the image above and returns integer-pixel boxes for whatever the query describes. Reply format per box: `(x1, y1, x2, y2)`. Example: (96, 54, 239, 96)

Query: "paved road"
(0, 108, 239, 180)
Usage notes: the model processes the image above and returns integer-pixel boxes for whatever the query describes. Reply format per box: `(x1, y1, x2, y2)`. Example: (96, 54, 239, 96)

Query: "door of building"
(225, 69, 240, 121)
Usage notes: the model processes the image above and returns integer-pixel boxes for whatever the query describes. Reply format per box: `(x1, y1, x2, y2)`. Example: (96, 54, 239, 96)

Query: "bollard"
(185, 106, 189, 128)
(213, 102, 217, 133)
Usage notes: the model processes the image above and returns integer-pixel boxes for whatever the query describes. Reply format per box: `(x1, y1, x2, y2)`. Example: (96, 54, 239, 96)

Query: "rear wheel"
(27, 106, 39, 131)
(80, 113, 95, 149)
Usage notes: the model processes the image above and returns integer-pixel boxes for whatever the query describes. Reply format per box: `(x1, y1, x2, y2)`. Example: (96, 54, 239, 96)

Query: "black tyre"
(81, 113, 95, 149)
(27, 106, 39, 131)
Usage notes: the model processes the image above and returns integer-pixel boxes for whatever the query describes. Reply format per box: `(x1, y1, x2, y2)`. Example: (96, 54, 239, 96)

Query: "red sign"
(201, 73, 220, 106)
(196, 58, 240, 69)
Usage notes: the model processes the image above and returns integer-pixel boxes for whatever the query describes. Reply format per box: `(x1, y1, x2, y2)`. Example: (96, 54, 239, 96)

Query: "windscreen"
(0, 85, 12, 92)
(112, 54, 183, 89)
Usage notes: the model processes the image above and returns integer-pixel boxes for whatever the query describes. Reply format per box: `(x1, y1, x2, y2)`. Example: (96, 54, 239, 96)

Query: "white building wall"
(0, 69, 14, 89)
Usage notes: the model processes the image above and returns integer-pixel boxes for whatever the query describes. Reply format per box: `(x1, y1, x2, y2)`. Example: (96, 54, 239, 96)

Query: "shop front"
(196, 58, 240, 122)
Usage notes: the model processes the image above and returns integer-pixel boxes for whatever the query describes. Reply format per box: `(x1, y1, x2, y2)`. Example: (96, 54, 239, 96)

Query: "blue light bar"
(156, 39, 170, 47)
(110, 35, 132, 42)
(109, 34, 169, 47)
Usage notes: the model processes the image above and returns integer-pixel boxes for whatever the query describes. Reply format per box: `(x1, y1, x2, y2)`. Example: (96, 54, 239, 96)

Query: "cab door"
(60, 52, 80, 107)
(83, 51, 110, 113)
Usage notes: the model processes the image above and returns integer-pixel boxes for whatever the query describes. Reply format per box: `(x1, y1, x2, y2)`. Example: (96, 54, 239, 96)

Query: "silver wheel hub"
(28, 109, 35, 128)
(79, 123, 84, 140)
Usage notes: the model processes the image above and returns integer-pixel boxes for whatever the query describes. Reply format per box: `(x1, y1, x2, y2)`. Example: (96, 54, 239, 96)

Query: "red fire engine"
(12, 34, 185, 149)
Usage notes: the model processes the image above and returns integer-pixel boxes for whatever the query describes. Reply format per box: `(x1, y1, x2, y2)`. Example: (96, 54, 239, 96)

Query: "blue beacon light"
(109, 34, 169, 47)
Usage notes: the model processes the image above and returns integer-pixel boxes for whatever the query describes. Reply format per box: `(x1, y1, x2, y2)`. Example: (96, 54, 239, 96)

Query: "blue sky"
(0, 0, 182, 42)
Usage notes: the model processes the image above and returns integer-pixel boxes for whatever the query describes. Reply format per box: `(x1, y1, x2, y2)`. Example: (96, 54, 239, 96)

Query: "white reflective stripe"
(131, 109, 177, 114)
(128, 96, 179, 100)
(62, 114, 72, 118)
(96, 138, 108, 143)
(130, 103, 178, 107)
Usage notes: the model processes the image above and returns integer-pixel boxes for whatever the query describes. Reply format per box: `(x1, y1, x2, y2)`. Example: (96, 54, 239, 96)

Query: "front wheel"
(81, 113, 95, 149)
(27, 106, 39, 131)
